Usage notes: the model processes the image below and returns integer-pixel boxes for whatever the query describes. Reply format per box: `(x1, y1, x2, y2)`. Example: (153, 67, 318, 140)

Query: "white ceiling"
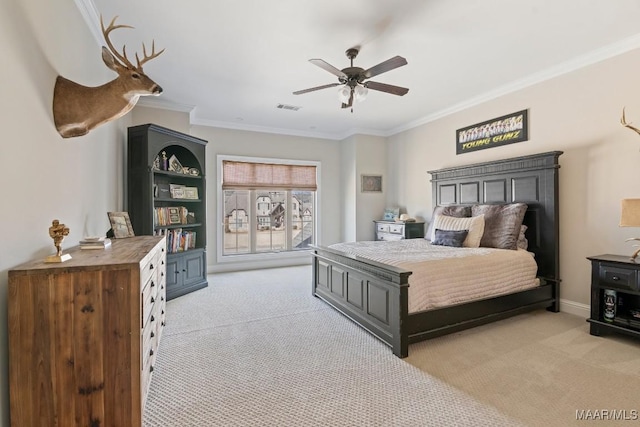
(81, 0, 640, 140)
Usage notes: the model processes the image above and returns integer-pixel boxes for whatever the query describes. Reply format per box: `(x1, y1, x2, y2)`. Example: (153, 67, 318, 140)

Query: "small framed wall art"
(361, 174, 382, 193)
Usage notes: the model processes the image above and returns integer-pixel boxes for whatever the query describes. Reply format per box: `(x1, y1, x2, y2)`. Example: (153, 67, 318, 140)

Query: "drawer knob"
(151, 331, 155, 338)
(150, 365, 154, 373)
(150, 315, 155, 322)
(612, 276, 620, 281)
(151, 297, 155, 303)
(150, 349, 154, 356)
(161, 321, 166, 327)
(150, 263, 154, 270)
(151, 281, 155, 288)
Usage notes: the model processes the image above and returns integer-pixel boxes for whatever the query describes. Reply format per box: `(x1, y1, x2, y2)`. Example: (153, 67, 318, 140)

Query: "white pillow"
(430, 214, 485, 248)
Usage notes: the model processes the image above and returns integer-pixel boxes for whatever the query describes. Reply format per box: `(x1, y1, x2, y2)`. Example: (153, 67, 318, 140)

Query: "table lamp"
(620, 198, 640, 260)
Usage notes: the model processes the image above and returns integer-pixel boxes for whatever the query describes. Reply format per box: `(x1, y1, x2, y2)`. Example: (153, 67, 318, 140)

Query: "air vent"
(276, 104, 302, 111)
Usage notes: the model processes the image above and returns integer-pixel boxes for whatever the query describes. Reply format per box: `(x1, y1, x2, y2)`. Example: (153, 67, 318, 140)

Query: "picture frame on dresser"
(107, 211, 135, 238)
(383, 207, 399, 221)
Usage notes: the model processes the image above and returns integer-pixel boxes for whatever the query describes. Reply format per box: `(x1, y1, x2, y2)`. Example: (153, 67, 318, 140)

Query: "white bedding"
(329, 239, 539, 313)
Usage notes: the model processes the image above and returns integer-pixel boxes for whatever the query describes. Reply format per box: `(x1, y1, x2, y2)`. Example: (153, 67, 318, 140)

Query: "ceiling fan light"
(337, 85, 351, 103)
(354, 85, 368, 102)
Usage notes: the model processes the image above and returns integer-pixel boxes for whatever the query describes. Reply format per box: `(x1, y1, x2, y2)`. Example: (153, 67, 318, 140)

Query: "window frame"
(216, 155, 321, 265)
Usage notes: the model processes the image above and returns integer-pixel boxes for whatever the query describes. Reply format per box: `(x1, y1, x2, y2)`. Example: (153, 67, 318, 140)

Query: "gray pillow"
(517, 225, 528, 250)
(471, 203, 528, 250)
(432, 229, 469, 247)
(425, 205, 471, 241)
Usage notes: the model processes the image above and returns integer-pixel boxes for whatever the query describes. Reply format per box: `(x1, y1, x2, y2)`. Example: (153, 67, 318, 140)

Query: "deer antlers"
(100, 15, 164, 72)
(621, 107, 640, 136)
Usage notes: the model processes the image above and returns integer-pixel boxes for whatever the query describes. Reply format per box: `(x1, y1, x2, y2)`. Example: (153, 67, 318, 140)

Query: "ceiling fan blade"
(309, 59, 348, 79)
(293, 83, 340, 95)
(365, 81, 409, 96)
(363, 56, 407, 79)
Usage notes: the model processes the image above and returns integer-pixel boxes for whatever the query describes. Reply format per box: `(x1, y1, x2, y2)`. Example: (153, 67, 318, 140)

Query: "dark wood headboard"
(428, 151, 562, 283)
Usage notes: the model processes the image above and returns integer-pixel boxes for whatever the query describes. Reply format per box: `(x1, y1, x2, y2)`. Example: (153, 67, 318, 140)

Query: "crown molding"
(75, 0, 102, 45)
(135, 97, 195, 113)
(190, 117, 343, 141)
(73, 0, 640, 141)
(389, 32, 640, 136)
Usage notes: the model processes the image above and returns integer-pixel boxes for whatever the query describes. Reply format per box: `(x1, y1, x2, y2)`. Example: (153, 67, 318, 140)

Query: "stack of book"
(79, 237, 112, 250)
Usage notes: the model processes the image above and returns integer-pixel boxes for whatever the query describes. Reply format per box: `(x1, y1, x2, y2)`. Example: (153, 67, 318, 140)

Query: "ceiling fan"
(293, 48, 409, 110)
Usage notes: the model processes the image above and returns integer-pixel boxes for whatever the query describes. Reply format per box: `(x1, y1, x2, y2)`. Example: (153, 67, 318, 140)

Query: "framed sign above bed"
(456, 109, 528, 154)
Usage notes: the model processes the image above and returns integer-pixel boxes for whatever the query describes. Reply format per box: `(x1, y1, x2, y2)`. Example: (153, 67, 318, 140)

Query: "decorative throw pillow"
(517, 225, 528, 250)
(432, 229, 469, 247)
(471, 203, 528, 250)
(430, 214, 485, 248)
(425, 205, 471, 241)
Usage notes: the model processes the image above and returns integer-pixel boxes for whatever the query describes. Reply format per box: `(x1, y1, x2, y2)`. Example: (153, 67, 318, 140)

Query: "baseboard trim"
(559, 299, 590, 318)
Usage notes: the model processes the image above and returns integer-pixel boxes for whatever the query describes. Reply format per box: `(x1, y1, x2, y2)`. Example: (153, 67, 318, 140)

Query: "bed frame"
(312, 151, 562, 358)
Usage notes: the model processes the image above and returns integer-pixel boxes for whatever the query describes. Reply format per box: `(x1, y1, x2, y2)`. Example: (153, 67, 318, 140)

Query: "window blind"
(222, 160, 317, 190)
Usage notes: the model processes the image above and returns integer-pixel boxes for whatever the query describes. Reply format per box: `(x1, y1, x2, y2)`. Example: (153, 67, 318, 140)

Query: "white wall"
(0, 0, 129, 425)
(340, 136, 357, 241)
(387, 47, 640, 315)
(354, 134, 389, 241)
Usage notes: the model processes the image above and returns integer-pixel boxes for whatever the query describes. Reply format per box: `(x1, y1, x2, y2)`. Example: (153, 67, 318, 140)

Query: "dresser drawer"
(141, 314, 157, 369)
(377, 232, 404, 241)
(140, 249, 161, 290)
(599, 264, 639, 291)
(376, 223, 390, 233)
(141, 274, 159, 327)
(389, 224, 404, 234)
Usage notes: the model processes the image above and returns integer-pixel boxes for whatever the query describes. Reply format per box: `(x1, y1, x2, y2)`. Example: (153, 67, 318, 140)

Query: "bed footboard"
(311, 246, 412, 357)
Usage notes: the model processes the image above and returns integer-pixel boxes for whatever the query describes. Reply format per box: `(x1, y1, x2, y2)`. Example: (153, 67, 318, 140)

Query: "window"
(219, 157, 318, 258)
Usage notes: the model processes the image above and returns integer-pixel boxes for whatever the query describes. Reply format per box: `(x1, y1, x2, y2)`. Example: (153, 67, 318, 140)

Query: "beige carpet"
(143, 265, 523, 426)
(406, 309, 640, 427)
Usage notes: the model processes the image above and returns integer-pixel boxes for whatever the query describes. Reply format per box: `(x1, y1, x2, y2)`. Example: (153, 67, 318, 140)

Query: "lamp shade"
(354, 84, 368, 102)
(620, 198, 640, 226)
(337, 85, 351, 103)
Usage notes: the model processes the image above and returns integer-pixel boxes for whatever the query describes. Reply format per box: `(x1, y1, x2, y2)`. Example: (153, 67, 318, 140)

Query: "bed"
(311, 151, 562, 358)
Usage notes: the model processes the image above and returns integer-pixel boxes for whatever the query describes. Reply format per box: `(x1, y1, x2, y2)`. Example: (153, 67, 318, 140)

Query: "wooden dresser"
(8, 236, 166, 427)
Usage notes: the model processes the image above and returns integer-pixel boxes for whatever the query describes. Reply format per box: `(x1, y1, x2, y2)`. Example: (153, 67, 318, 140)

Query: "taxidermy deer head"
(53, 16, 164, 138)
(621, 107, 640, 137)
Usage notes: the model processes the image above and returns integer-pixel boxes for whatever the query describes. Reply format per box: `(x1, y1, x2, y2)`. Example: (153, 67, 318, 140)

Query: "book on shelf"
(154, 206, 191, 227)
(154, 228, 196, 253)
(80, 238, 112, 250)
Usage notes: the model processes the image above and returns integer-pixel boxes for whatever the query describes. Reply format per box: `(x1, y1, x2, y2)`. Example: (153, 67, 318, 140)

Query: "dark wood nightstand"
(587, 254, 640, 340)
(374, 220, 425, 241)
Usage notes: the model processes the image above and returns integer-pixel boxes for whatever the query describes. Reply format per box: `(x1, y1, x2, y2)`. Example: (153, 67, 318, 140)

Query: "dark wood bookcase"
(127, 124, 208, 300)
